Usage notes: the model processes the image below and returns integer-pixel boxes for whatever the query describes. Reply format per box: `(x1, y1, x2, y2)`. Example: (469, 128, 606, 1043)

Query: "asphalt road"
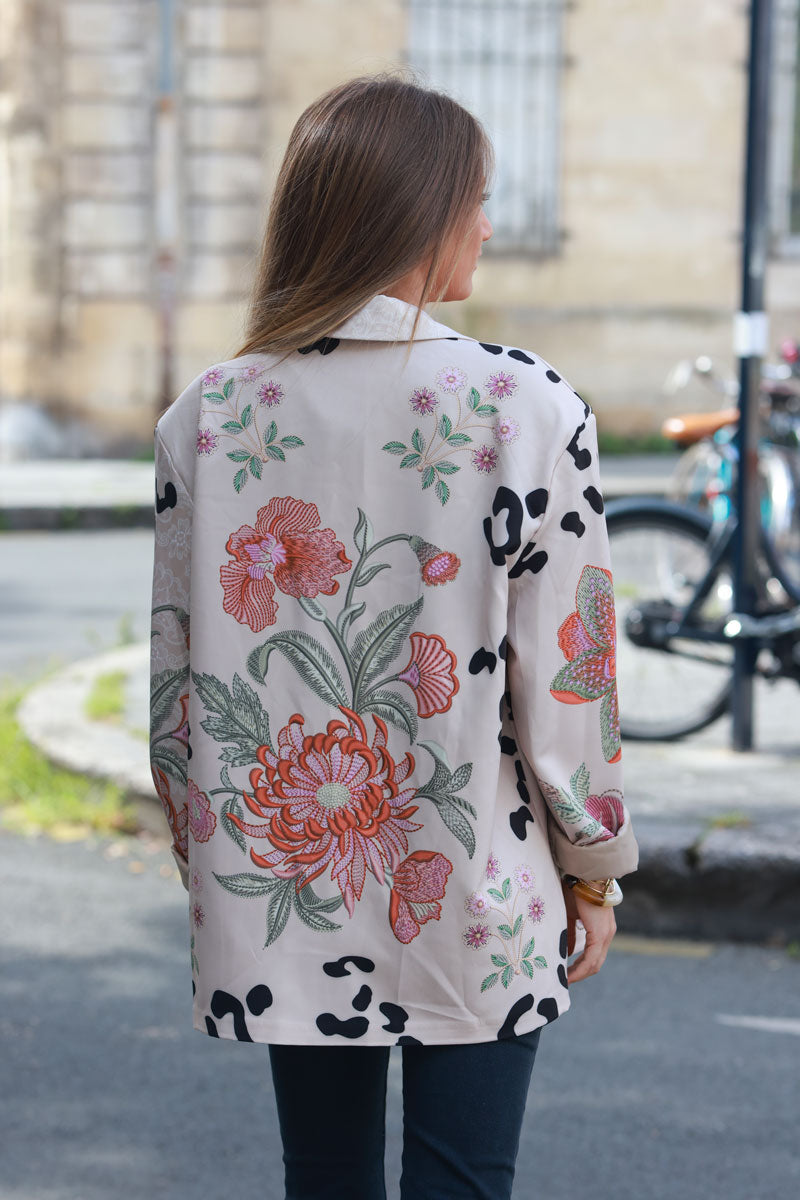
(2, 828, 799, 1200)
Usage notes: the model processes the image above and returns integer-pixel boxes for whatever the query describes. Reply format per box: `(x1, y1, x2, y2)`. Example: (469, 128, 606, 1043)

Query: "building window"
(407, 0, 565, 255)
(770, 0, 800, 253)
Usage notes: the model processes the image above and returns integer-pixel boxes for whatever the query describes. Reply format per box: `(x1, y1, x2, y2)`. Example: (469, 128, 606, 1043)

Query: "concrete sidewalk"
(0, 454, 680, 529)
(16, 640, 800, 946)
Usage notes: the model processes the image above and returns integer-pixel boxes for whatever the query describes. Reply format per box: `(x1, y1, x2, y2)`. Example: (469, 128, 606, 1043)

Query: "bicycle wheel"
(606, 500, 734, 740)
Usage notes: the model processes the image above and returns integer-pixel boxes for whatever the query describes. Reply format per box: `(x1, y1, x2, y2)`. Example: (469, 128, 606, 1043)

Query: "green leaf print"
(400, 453, 421, 469)
(360, 689, 418, 741)
(335, 601, 366, 636)
(481, 973, 499, 992)
(203, 391, 226, 402)
(438, 413, 452, 438)
(501, 877, 511, 901)
(280, 435, 304, 448)
(427, 798, 475, 858)
(435, 479, 450, 506)
(522, 936, 536, 959)
(233, 468, 247, 492)
(533, 956, 548, 969)
(353, 508, 374, 555)
(248, 456, 262, 479)
(264, 631, 348, 708)
(501, 965, 515, 989)
(487, 888, 506, 903)
(421, 466, 435, 489)
(223, 377, 234, 399)
(411, 427, 424, 453)
(298, 596, 328, 622)
(498, 924, 513, 939)
(468, 387, 481, 411)
(436, 462, 460, 475)
(264, 420, 278, 445)
(512, 914, 524, 936)
(213, 872, 282, 898)
(491, 953, 508, 969)
(293, 883, 344, 933)
(149, 665, 189, 735)
(264, 445, 286, 462)
(264, 879, 294, 947)
(150, 745, 188, 787)
(521, 959, 534, 979)
(192, 670, 272, 763)
(449, 763, 473, 791)
(246, 642, 276, 685)
(219, 796, 247, 853)
(355, 562, 391, 587)
(226, 449, 251, 462)
(446, 433, 472, 446)
(240, 403, 253, 428)
(382, 441, 407, 455)
(474, 404, 498, 416)
(222, 420, 243, 433)
(352, 597, 423, 692)
(570, 763, 591, 805)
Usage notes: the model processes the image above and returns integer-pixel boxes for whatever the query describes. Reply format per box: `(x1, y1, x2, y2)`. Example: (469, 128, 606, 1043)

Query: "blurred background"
(1, 4, 799, 1200)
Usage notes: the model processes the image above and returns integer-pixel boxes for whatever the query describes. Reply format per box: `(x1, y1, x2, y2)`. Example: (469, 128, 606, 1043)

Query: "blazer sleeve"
(506, 411, 639, 880)
(149, 428, 193, 889)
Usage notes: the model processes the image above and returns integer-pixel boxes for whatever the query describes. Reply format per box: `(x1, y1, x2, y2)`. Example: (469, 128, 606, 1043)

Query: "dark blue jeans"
(269, 1028, 542, 1200)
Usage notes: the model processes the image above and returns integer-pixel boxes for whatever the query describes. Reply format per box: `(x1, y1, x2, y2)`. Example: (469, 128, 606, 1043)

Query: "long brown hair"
(237, 75, 493, 356)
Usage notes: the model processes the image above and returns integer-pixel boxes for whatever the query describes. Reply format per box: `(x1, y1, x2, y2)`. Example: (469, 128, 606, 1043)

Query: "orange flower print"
(408, 536, 461, 586)
(152, 765, 188, 859)
(220, 496, 351, 632)
(226, 709, 421, 917)
(550, 565, 621, 763)
(397, 632, 460, 718)
(389, 850, 453, 944)
(187, 779, 216, 843)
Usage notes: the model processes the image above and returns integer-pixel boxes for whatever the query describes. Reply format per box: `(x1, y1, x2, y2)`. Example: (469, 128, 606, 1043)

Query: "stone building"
(0, 0, 798, 453)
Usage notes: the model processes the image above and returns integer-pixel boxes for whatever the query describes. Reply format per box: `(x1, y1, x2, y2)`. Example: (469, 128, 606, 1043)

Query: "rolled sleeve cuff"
(548, 813, 639, 880)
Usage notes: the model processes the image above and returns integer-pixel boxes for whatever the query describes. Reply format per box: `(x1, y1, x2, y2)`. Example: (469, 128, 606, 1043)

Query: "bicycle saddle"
(661, 408, 739, 446)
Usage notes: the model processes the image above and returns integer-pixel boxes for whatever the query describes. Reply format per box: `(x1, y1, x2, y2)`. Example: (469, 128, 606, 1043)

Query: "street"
(1, 528, 799, 1198)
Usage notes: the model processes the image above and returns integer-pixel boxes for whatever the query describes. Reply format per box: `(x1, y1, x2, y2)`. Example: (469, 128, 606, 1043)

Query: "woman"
(150, 75, 638, 1200)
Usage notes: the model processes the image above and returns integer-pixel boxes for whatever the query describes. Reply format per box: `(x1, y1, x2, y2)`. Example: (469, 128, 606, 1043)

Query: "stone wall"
(0, 0, 798, 448)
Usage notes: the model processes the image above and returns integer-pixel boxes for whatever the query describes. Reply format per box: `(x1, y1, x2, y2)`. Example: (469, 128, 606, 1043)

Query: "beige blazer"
(150, 294, 638, 1046)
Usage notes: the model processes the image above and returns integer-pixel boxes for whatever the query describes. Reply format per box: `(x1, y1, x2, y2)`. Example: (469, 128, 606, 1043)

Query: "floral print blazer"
(150, 294, 638, 1046)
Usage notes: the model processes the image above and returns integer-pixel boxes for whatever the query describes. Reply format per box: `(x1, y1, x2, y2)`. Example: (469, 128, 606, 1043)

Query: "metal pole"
(731, 0, 774, 751)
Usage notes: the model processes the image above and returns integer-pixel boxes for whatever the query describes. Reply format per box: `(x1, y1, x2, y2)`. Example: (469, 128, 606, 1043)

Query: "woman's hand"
(561, 879, 617, 983)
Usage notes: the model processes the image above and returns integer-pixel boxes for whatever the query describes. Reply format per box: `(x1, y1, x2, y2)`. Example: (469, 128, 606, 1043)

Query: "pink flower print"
(493, 416, 520, 445)
(389, 850, 453, 944)
(485, 852, 501, 882)
(202, 367, 224, 389)
(471, 445, 498, 474)
(239, 363, 265, 382)
(191, 868, 204, 893)
(187, 780, 217, 843)
(409, 386, 438, 415)
(435, 366, 467, 393)
(527, 895, 546, 924)
(257, 380, 284, 407)
(514, 863, 535, 891)
(397, 632, 459, 718)
(196, 428, 218, 455)
(585, 789, 625, 838)
(192, 902, 205, 928)
(463, 923, 491, 950)
(486, 371, 518, 400)
(464, 891, 491, 919)
(408, 536, 461, 586)
(550, 565, 621, 764)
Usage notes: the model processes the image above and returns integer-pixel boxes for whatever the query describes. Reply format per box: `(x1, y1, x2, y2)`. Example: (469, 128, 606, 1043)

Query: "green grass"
(0, 686, 136, 839)
(597, 431, 675, 455)
(84, 669, 127, 722)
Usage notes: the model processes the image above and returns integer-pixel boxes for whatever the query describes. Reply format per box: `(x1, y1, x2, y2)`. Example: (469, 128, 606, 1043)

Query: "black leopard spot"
(479, 342, 503, 355)
(545, 369, 561, 383)
(444, 336, 460, 341)
(205, 1017, 218, 1037)
(508, 349, 535, 365)
(510, 805, 534, 840)
(508, 543, 548, 578)
(537, 997, 559, 1025)
(246, 984, 273, 1016)
(379, 1002, 409, 1033)
(500, 735, 517, 756)
(323, 956, 375, 977)
(210, 990, 253, 1042)
(498, 635, 508, 660)
(525, 488, 548, 518)
(557, 964, 569, 989)
(583, 485, 604, 514)
(565, 423, 592, 471)
(397, 1035, 423, 1046)
(155, 481, 177, 513)
(559, 928, 569, 958)
(316, 1013, 370, 1038)
(352, 985, 372, 1012)
(560, 511, 586, 538)
(298, 337, 340, 355)
(469, 647, 497, 675)
(514, 760, 530, 804)
(497, 994, 535, 1039)
(504, 691, 514, 721)
(574, 391, 591, 417)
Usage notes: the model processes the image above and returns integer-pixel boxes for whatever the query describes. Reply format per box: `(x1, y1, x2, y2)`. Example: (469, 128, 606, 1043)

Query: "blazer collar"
(331, 294, 464, 342)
